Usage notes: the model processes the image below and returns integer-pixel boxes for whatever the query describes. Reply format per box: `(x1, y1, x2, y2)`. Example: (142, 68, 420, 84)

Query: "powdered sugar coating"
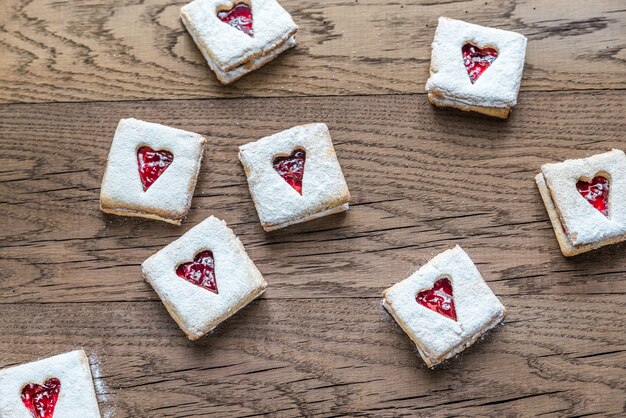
(540, 149, 626, 246)
(142, 216, 267, 340)
(194, 35, 296, 84)
(86, 355, 114, 418)
(99, 118, 206, 225)
(181, 0, 298, 72)
(238, 123, 351, 231)
(382, 246, 505, 368)
(426, 17, 527, 111)
(0, 350, 101, 418)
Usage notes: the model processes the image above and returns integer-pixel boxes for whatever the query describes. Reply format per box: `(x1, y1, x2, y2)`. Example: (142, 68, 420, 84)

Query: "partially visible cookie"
(0, 350, 101, 418)
(536, 149, 626, 256)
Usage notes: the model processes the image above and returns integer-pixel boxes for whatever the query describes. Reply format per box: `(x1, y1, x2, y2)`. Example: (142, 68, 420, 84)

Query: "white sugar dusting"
(88, 352, 116, 418)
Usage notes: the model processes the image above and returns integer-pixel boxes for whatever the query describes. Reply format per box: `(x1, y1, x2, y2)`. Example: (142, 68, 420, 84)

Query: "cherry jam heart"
(137, 146, 174, 191)
(577, 176, 609, 216)
(217, 3, 254, 37)
(21, 378, 61, 418)
(176, 250, 218, 294)
(462, 43, 498, 84)
(273, 149, 306, 195)
(416, 278, 457, 321)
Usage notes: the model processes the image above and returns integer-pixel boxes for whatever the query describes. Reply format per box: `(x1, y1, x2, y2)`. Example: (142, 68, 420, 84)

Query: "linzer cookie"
(100, 118, 206, 225)
(535, 149, 626, 256)
(382, 246, 506, 368)
(238, 123, 351, 231)
(0, 350, 101, 418)
(425, 17, 527, 119)
(181, 0, 298, 84)
(142, 216, 267, 340)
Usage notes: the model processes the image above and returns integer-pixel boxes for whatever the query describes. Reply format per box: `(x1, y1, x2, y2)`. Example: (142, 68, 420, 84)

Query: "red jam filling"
(462, 43, 498, 84)
(416, 278, 457, 321)
(176, 250, 218, 294)
(217, 3, 254, 37)
(577, 176, 609, 216)
(273, 149, 306, 195)
(21, 378, 61, 418)
(137, 146, 174, 191)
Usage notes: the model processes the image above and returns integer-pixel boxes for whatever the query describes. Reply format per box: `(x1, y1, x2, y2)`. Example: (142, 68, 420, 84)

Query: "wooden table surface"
(1, 0, 625, 416)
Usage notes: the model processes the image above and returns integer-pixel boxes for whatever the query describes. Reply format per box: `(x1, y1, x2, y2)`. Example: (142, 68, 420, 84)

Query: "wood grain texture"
(2, 0, 626, 415)
(0, 296, 624, 417)
(1, 91, 625, 304)
(1, 0, 625, 103)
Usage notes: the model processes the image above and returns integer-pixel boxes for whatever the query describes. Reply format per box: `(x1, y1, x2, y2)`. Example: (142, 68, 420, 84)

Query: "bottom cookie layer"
(188, 24, 296, 85)
(263, 203, 349, 232)
(100, 204, 183, 225)
(427, 92, 512, 119)
(211, 37, 297, 84)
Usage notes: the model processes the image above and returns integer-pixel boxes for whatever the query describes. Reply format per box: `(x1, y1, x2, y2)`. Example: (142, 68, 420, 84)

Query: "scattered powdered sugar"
(88, 352, 116, 418)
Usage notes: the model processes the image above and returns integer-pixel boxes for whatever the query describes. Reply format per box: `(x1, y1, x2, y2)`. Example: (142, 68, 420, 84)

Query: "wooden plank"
(1, 0, 625, 103)
(0, 297, 624, 417)
(1, 91, 624, 303)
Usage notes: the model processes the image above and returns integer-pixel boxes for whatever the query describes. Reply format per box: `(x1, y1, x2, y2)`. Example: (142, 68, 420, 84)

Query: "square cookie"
(181, 0, 298, 84)
(535, 149, 626, 256)
(142, 215, 267, 340)
(238, 123, 351, 231)
(100, 118, 206, 225)
(0, 350, 101, 418)
(382, 246, 506, 368)
(425, 17, 527, 119)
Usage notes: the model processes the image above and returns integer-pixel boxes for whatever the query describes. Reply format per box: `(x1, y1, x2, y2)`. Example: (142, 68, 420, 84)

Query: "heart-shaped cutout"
(577, 175, 609, 216)
(416, 277, 457, 321)
(137, 146, 174, 191)
(176, 250, 218, 294)
(217, 3, 254, 37)
(462, 43, 498, 84)
(273, 149, 306, 195)
(21, 378, 61, 418)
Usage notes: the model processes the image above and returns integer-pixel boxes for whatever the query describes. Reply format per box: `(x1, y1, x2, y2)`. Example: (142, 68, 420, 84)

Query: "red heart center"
(273, 149, 306, 195)
(137, 146, 174, 191)
(577, 175, 609, 217)
(416, 278, 457, 321)
(21, 378, 61, 418)
(217, 3, 254, 37)
(462, 43, 498, 84)
(176, 250, 218, 294)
